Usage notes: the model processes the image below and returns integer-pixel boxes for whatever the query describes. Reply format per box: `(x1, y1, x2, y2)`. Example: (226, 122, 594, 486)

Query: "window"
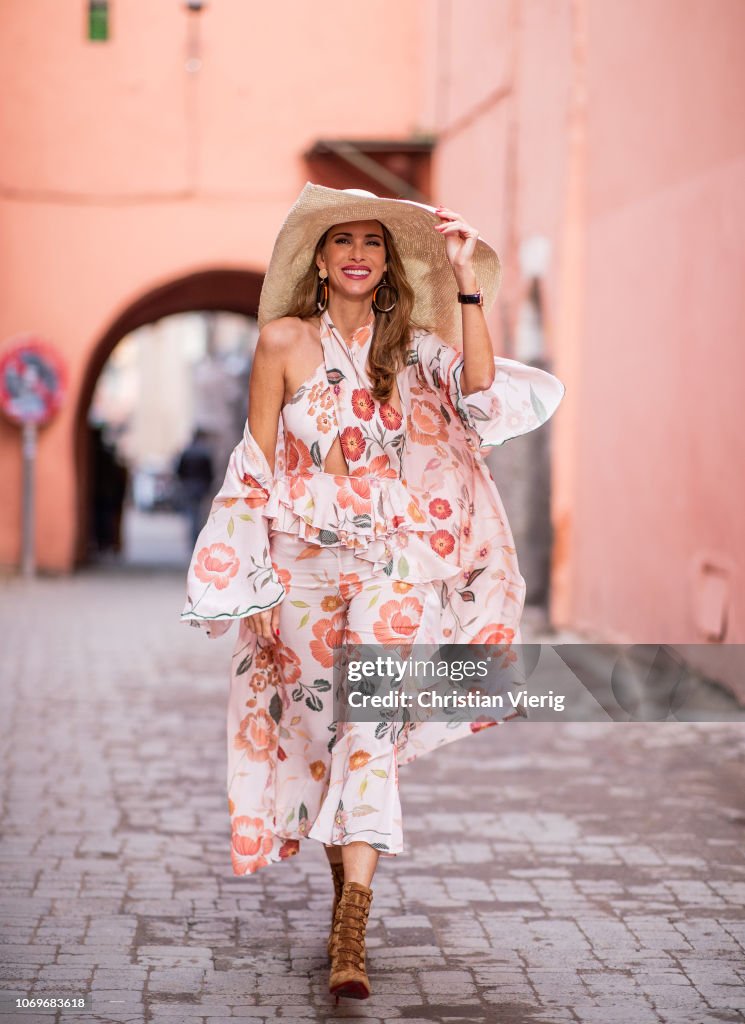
(88, 0, 109, 42)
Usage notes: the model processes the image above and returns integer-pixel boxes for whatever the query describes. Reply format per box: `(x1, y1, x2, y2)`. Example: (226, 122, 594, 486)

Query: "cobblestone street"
(1, 568, 744, 1024)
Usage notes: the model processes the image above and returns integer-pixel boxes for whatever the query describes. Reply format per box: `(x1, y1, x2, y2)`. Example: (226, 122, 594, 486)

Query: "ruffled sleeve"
(414, 331, 565, 449)
(180, 421, 286, 638)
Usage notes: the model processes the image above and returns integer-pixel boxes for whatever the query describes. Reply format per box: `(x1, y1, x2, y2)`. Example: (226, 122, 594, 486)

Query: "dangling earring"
(316, 271, 329, 313)
(372, 275, 398, 313)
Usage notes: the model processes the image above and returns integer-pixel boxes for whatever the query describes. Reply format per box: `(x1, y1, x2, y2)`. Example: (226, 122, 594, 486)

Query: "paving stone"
(0, 571, 743, 1023)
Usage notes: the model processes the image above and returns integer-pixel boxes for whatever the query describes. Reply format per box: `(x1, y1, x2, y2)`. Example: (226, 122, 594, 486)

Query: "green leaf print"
(299, 801, 309, 821)
(299, 612, 310, 627)
(383, 559, 393, 576)
(352, 514, 372, 528)
(464, 566, 486, 588)
(310, 441, 323, 469)
(236, 653, 253, 675)
(313, 678, 331, 692)
(291, 600, 310, 608)
(370, 842, 390, 851)
(371, 769, 388, 778)
(305, 693, 323, 712)
(530, 384, 548, 423)
(269, 692, 282, 724)
(352, 804, 378, 817)
(319, 529, 339, 545)
(227, 517, 235, 537)
(397, 555, 409, 579)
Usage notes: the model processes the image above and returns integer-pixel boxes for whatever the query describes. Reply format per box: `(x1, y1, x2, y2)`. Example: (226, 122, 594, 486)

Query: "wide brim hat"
(257, 182, 501, 348)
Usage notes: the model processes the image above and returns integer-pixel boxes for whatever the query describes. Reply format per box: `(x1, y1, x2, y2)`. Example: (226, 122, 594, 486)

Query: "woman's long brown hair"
(282, 223, 429, 403)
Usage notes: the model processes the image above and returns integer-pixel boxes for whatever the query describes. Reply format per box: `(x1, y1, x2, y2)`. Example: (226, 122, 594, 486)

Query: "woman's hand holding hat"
(434, 206, 481, 292)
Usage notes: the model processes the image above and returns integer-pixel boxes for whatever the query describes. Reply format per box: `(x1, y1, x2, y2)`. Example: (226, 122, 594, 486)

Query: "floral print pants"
(259, 528, 435, 858)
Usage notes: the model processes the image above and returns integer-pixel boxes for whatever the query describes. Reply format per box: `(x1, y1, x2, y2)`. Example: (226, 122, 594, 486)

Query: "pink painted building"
(1, 2, 743, 667)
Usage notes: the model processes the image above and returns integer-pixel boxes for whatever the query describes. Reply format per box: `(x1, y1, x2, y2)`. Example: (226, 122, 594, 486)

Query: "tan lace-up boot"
(328, 881, 373, 1001)
(327, 859, 345, 960)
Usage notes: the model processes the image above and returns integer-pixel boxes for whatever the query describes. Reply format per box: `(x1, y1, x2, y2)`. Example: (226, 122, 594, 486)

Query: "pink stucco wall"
(424, 0, 745, 652)
(2, 0, 743, 667)
(0, 0, 426, 570)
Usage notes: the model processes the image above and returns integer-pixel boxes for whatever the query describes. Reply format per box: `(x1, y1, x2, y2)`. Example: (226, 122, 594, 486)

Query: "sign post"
(0, 338, 66, 577)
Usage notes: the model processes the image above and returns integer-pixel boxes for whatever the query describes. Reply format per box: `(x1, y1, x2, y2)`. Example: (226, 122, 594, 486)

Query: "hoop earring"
(372, 276, 398, 313)
(316, 273, 328, 313)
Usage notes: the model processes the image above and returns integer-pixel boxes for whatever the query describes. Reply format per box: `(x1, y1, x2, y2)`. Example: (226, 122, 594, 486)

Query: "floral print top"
(182, 308, 566, 646)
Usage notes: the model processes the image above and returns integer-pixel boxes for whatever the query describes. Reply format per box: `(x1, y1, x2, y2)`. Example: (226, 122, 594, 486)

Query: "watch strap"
(457, 290, 483, 305)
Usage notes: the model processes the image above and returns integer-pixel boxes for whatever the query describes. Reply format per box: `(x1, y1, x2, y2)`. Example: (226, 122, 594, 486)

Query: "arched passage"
(73, 268, 264, 567)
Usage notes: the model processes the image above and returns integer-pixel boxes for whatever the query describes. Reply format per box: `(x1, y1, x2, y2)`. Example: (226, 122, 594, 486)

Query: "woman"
(181, 183, 565, 1002)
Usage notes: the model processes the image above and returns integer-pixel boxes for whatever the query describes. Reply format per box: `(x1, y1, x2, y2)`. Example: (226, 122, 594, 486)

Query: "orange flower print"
(349, 750, 371, 771)
(254, 645, 273, 670)
(248, 671, 267, 693)
(379, 402, 403, 430)
(340, 426, 365, 462)
(409, 399, 448, 445)
(429, 497, 452, 520)
(334, 475, 372, 514)
(194, 543, 240, 590)
(316, 411, 333, 434)
(272, 562, 292, 594)
(241, 472, 270, 507)
(285, 431, 314, 476)
(275, 643, 302, 686)
(471, 624, 516, 646)
(310, 760, 326, 781)
(234, 709, 277, 762)
(310, 612, 347, 667)
(231, 815, 274, 874)
(392, 581, 414, 594)
(288, 474, 308, 500)
(391, 516, 406, 529)
(279, 838, 300, 860)
(476, 542, 491, 560)
(372, 596, 424, 644)
(311, 614, 362, 666)
(339, 572, 363, 602)
(470, 719, 496, 734)
(429, 529, 455, 557)
(406, 500, 427, 524)
(352, 388, 375, 421)
(363, 455, 396, 478)
(321, 594, 344, 612)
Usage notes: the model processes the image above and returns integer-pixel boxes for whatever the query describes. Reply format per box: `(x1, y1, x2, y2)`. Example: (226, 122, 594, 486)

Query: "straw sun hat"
(257, 182, 502, 348)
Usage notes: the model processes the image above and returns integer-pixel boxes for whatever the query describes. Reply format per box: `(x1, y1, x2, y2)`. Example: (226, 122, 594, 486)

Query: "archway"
(74, 268, 264, 568)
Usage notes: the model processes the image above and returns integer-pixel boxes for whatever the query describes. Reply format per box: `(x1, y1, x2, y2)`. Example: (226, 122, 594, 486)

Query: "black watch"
(457, 289, 483, 305)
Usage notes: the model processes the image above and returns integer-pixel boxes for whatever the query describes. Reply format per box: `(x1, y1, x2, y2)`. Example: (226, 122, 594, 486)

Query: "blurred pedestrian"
(181, 184, 565, 1002)
(176, 428, 214, 545)
(90, 425, 129, 557)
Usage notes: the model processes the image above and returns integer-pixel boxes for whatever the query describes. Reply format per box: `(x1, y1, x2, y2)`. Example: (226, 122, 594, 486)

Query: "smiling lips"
(341, 266, 371, 279)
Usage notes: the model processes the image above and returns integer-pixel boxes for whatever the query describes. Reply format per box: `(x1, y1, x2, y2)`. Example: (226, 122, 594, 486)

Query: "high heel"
(327, 859, 345, 960)
(328, 881, 373, 1001)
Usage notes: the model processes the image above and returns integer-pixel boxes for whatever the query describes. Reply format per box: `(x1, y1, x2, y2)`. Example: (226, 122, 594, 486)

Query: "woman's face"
(315, 219, 387, 301)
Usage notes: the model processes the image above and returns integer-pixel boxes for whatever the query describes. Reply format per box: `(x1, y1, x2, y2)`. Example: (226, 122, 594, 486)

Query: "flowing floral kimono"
(182, 310, 565, 873)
